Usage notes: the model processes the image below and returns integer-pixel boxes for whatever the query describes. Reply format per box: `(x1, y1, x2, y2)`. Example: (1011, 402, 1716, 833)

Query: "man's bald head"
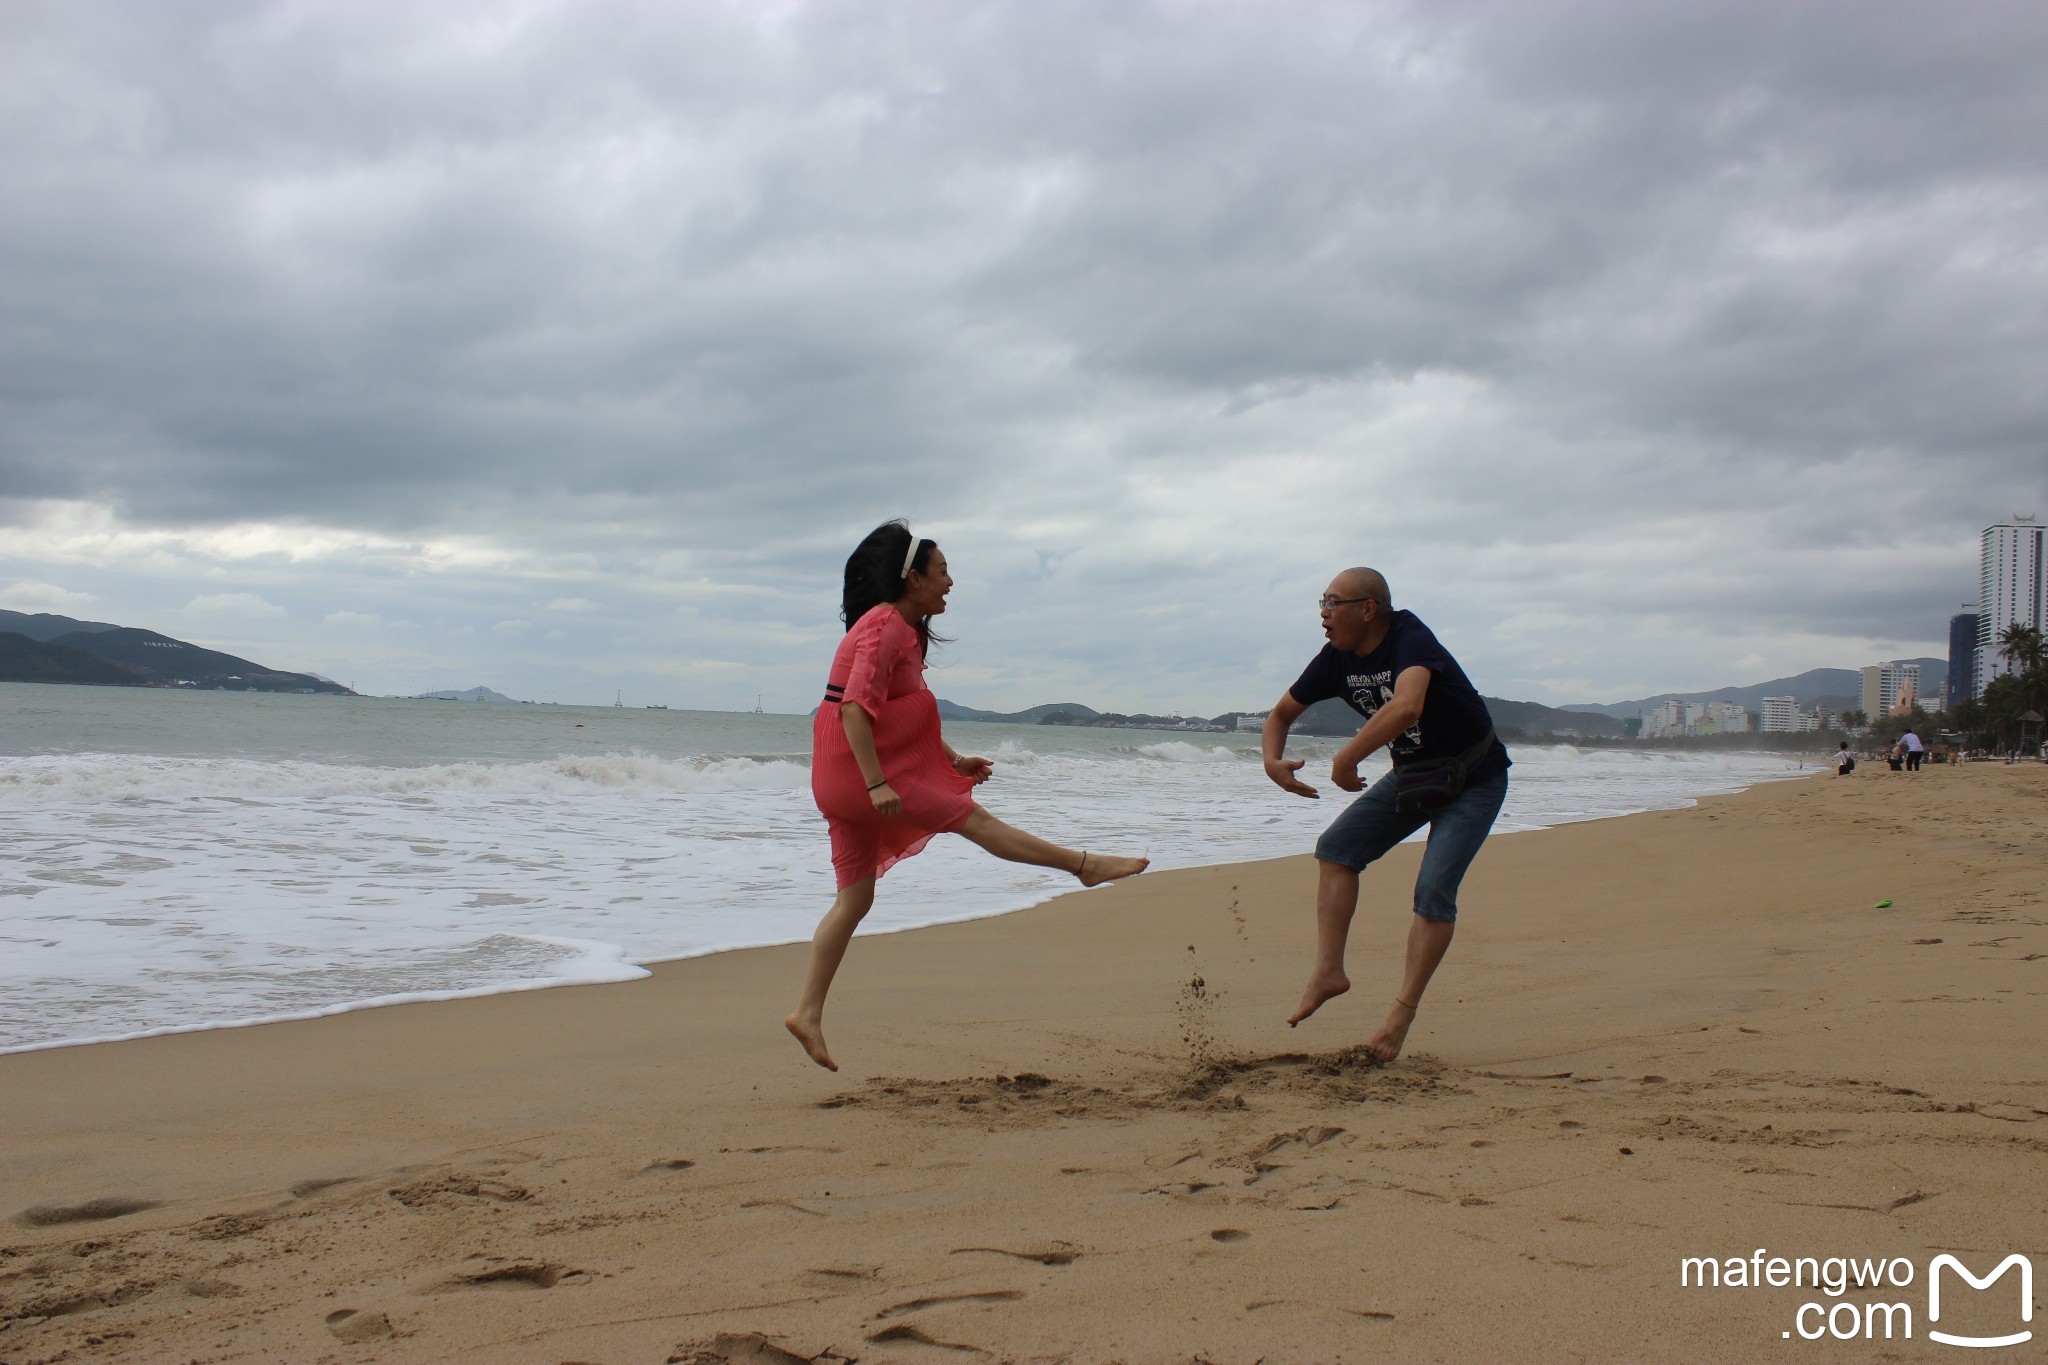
(1335, 567, 1392, 610)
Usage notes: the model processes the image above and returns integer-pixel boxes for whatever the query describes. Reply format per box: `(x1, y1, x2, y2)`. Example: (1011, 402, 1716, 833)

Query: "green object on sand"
(1873, 899, 1893, 908)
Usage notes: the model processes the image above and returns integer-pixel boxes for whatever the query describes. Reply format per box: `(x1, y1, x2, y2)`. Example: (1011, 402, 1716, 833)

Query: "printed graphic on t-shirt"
(1346, 668, 1424, 756)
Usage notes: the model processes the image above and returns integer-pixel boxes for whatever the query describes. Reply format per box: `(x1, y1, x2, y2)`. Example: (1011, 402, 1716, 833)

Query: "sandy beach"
(2, 763, 2043, 1363)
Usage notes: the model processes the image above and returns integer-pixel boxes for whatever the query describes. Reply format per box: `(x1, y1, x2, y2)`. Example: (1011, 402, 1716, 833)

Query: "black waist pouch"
(1393, 728, 1499, 815)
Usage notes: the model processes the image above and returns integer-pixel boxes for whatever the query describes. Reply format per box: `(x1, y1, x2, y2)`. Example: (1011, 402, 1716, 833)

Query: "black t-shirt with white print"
(1288, 609, 1510, 779)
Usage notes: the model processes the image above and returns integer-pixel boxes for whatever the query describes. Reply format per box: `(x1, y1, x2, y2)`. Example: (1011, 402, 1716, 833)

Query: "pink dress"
(812, 605, 975, 888)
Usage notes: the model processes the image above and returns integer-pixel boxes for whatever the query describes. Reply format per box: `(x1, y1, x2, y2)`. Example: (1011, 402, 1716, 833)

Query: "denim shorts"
(1313, 768, 1508, 923)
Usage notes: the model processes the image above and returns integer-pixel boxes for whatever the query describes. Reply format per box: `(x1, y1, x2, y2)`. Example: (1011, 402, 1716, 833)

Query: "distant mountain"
(1294, 695, 1625, 739)
(935, 698, 1099, 724)
(0, 615, 352, 694)
(414, 686, 522, 703)
(0, 609, 123, 641)
(1481, 696, 1628, 738)
(1560, 658, 1948, 719)
(55, 627, 351, 694)
(0, 632, 147, 686)
(935, 694, 1620, 739)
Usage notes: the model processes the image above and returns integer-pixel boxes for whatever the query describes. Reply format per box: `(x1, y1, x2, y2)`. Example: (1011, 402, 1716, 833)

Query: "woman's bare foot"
(1364, 997, 1418, 1063)
(784, 1013, 837, 1072)
(1287, 970, 1350, 1026)
(1075, 853, 1149, 887)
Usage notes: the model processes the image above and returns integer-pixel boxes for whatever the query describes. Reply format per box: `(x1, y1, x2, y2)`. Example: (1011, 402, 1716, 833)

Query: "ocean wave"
(0, 751, 814, 804)
(1132, 741, 1244, 763)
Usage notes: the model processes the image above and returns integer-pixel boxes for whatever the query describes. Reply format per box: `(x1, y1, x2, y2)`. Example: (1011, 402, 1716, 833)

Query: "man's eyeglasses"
(1318, 595, 1374, 611)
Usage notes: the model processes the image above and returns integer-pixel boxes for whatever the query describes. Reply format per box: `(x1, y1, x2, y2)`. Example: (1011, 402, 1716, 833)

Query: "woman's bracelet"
(867, 778, 890, 791)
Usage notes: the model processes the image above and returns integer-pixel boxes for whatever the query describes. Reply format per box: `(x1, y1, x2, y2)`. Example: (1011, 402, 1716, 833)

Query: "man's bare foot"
(1364, 996, 1418, 1063)
(1287, 970, 1350, 1026)
(784, 1013, 837, 1072)
(1076, 853, 1149, 887)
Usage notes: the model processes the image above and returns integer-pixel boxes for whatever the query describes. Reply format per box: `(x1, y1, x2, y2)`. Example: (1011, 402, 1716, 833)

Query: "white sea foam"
(0, 687, 1814, 1051)
(1133, 740, 1244, 763)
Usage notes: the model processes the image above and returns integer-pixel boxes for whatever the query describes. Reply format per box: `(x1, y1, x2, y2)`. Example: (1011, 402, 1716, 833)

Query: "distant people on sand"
(786, 521, 1148, 1071)
(1259, 567, 1511, 1065)
(1836, 741, 1855, 776)
(1896, 730, 1925, 772)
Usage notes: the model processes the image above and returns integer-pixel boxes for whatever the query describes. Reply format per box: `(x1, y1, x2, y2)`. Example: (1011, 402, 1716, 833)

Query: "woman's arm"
(840, 704, 902, 815)
(940, 736, 993, 784)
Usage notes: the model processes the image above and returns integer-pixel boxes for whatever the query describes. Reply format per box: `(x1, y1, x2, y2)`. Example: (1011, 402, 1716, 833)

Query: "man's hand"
(1330, 754, 1365, 792)
(953, 755, 994, 784)
(869, 782, 903, 816)
(1265, 756, 1319, 798)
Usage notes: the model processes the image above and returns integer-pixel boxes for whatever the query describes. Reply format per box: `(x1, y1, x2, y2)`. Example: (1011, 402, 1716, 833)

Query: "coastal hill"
(1560, 658, 1947, 719)
(0, 632, 148, 686)
(935, 694, 1625, 739)
(0, 610, 351, 694)
(413, 686, 522, 703)
(934, 699, 1098, 724)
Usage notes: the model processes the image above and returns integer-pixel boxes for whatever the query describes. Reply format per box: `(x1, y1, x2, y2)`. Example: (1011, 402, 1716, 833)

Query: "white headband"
(900, 531, 920, 579)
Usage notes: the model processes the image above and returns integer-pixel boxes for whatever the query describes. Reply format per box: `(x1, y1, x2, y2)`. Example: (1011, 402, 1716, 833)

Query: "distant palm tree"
(1996, 622, 2044, 671)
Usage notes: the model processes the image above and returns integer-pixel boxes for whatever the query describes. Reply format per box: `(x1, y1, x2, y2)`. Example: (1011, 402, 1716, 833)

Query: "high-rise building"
(1978, 517, 2044, 693)
(1700, 701, 1750, 734)
(1760, 696, 1797, 733)
(1861, 661, 1920, 719)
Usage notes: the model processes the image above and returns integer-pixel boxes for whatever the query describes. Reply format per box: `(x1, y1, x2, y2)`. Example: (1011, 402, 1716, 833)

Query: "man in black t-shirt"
(1260, 567, 1510, 1064)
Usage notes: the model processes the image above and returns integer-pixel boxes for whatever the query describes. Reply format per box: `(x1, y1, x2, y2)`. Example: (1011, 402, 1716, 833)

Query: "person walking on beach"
(1259, 568, 1510, 1064)
(787, 521, 1149, 1071)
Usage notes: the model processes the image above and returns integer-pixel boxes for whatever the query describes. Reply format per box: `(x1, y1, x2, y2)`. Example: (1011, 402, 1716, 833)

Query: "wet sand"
(2, 763, 2043, 1362)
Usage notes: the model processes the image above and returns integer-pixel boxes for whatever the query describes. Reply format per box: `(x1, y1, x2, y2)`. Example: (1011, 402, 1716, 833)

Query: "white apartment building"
(1640, 698, 1753, 737)
(1698, 701, 1750, 734)
(1860, 661, 1920, 718)
(1641, 699, 1688, 738)
(1978, 516, 2044, 693)
(1760, 696, 1798, 733)
(1235, 712, 1268, 732)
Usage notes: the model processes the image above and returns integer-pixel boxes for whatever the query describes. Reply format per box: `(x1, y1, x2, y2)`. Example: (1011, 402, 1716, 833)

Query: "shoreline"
(3, 763, 2041, 1361)
(0, 757, 1811, 1057)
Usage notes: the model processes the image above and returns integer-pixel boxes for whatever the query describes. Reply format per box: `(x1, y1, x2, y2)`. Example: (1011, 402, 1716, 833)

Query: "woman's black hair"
(841, 519, 948, 655)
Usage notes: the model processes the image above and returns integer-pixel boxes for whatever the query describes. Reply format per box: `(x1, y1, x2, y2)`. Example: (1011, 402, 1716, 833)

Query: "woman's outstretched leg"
(957, 807, 1148, 886)
(785, 875, 876, 1072)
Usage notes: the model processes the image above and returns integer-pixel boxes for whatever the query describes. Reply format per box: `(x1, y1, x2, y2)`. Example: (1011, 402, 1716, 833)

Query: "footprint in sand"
(950, 1245, 1080, 1266)
(387, 1174, 530, 1208)
(14, 1195, 161, 1227)
(668, 1330, 846, 1363)
(867, 1323, 987, 1350)
(1210, 1228, 1250, 1243)
(874, 1290, 1026, 1319)
(441, 1262, 587, 1291)
(325, 1308, 395, 1342)
(184, 1279, 245, 1299)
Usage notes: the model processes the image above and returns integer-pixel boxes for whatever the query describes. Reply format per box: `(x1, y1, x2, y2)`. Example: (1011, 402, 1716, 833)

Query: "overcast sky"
(3, 0, 2043, 712)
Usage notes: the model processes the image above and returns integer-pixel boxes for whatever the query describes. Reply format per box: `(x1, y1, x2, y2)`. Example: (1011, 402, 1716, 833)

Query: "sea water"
(0, 684, 1809, 1052)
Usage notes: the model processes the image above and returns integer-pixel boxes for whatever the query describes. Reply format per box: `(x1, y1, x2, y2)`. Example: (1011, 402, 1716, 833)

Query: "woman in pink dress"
(786, 520, 1149, 1070)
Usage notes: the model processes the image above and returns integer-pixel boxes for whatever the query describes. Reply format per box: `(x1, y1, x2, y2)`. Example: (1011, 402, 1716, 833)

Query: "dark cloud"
(1, 0, 2042, 706)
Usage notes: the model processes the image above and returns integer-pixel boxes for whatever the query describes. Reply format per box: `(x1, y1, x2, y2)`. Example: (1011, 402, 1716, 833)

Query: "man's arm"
(1261, 691, 1319, 798)
(1330, 665, 1432, 792)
